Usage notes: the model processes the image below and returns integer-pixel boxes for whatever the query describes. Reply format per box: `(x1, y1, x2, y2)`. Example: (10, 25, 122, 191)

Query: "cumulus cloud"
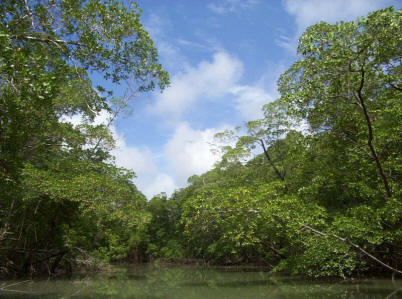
(105, 121, 178, 199)
(113, 121, 238, 197)
(111, 133, 176, 198)
(150, 52, 243, 118)
(150, 51, 273, 122)
(164, 122, 230, 186)
(144, 52, 275, 193)
(112, 135, 157, 176)
(230, 86, 274, 120)
(141, 173, 176, 198)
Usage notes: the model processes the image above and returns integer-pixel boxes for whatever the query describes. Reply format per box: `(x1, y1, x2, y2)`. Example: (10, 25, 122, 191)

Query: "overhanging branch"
(302, 224, 402, 275)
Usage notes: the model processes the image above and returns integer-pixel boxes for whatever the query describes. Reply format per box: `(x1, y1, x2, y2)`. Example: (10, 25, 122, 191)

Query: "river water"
(1, 264, 401, 298)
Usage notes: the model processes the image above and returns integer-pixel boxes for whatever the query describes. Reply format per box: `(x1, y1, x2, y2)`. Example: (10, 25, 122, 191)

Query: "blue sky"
(101, 0, 399, 198)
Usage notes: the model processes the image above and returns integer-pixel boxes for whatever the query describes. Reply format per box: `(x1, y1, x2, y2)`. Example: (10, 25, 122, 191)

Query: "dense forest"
(0, 0, 168, 276)
(1, 1, 401, 278)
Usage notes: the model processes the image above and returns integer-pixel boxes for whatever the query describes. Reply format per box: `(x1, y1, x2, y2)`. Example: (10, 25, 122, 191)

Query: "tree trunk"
(354, 68, 392, 198)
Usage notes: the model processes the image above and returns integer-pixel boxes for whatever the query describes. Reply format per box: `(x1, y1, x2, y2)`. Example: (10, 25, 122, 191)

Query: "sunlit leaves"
(0, 0, 167, 274)
(155, 7, 402, 277)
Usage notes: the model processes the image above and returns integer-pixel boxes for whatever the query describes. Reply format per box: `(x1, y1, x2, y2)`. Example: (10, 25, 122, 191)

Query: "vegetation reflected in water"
(1, 265, 401, 298)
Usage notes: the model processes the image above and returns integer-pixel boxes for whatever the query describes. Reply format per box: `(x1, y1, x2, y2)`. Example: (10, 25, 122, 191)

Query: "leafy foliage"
(146, 7, 401, 277)
(0, 0, 167, 276)
(1, 2, 400, 278)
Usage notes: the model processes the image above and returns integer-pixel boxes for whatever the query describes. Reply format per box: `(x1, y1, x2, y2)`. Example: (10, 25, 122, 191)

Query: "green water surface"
(1, 265, 401, 298)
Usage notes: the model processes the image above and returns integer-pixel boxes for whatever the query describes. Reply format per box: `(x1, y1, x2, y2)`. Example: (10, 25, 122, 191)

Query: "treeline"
(0, 0, 168, 276)
(1, 1, 401, 279)
(145, 8, 402, 277)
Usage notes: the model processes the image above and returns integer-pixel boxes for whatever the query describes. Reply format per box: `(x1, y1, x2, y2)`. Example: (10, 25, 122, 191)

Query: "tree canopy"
(144, 7, 402, 277)
(0, 0, 168, 276)
(1, 3, 400, 278)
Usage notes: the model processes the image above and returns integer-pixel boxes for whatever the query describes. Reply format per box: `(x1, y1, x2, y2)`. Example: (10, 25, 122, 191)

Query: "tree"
(151, 7, 402, 277)
(0, 0, 168, 275)
(146, 193, 185, 260)
(0, 0, 169, 186)
(215, 99, 297, 184)
(278, 7, 401, 199)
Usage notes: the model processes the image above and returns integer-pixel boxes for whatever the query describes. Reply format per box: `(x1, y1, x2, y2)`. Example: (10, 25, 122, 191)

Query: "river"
(1, 264, 401, 298)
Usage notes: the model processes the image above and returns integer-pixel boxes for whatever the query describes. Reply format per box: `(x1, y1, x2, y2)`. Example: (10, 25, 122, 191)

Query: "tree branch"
(353, 68, 392, 198)
(302, 225, 402, 275)
(389, 82, 402, 91)
(259, 139, 286, 182)
(11, 34, 85, 47)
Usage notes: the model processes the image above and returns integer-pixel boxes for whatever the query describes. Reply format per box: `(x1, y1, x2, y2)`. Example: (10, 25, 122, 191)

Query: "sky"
(96, 0, 399, 199)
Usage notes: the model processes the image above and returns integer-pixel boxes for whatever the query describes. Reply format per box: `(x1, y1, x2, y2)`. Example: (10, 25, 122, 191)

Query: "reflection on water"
(1, 264, 401, 298)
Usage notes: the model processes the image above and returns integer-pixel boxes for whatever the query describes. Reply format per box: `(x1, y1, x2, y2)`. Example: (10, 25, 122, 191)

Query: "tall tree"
(278, 7, 401, 199)
(0, 0, 168, 275)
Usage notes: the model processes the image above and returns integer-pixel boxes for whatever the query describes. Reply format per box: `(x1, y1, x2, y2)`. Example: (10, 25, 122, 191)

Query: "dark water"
(1, 264, 401, 298)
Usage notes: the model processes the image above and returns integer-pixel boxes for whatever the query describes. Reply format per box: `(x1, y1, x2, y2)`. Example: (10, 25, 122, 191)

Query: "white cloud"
(112, 138, 157, 176)
(59, 109, 112, 127)
(149, 51, 278, 122)
(279, 0, 396, 52)
(150, 52, 243, 118)
(208, 0, 260, 14)
(230, 86, 274, 120)
(164, 122, 229, 186)
(144, 52, 276, 193)
(113, 121, 238, 197)
(111, 128, 177, 199)
(141, 173, 176, 198)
